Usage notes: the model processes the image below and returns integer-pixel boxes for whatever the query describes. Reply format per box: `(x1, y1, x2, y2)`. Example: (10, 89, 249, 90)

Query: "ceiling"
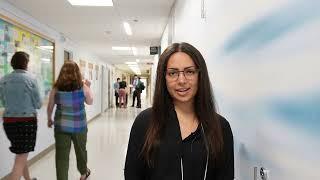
(5, 0, 175, 74)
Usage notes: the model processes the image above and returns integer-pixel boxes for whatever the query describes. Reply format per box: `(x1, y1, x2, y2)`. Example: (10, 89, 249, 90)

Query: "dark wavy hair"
(11, 51, 29, 70)
(142, 42, 224, 166)
(54, 61, 83, 91)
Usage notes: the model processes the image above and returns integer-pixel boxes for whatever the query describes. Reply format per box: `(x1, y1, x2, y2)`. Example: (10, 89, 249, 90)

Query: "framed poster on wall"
(88, 63, 93, 80)
(0, 14, 55, 111)
(79, 59, 87, 79)
(95, 64, 99, 80)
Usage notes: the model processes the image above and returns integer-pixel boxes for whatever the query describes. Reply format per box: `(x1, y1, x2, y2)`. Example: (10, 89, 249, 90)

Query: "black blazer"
(124, 108, 234, 180)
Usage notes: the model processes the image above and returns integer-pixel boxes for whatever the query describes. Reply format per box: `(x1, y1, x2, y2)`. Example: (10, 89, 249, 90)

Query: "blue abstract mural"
(173, 0, 319, 178)
(223, 1, 320, 54)
(215, 0, 320, 179)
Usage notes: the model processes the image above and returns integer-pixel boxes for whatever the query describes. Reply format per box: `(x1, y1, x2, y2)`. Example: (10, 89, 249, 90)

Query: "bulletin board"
(0, 14, 55, 109)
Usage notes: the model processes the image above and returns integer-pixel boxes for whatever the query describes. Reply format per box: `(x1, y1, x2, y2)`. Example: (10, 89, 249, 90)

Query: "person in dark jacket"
(135, 77, 143, 108)
(114, 77, 120, 107)
(119, 77, 127, 108)
(124, 42, 234, 180)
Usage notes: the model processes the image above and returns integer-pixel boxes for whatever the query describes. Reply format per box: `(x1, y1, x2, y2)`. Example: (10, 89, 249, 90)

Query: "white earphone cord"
(181, 124, 209, 180)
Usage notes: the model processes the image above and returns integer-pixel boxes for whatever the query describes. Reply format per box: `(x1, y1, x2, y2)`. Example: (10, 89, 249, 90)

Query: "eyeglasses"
(165, 68, 200, 81)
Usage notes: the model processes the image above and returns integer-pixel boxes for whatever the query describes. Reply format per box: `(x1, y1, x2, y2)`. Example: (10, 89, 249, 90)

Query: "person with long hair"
(0, 51, 41, 180)
(47, 61, 93, 180)
(124, 42, 234, 180)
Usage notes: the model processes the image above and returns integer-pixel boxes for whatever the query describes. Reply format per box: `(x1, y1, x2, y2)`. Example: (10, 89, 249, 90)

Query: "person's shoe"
(31, 178, 37, 180)
(131, 105, 134, 107)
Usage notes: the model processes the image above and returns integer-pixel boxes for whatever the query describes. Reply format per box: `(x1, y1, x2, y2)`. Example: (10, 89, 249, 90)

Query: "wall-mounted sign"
(150, 46, 160, 55)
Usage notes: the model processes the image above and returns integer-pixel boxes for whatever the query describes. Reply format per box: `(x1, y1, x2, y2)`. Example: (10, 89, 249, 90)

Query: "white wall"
(101, 64, 114, 111)
(167, 0, 320, 179)
(160, 25, 169, 54)
(0, 1, 111, 177)
(150, 54, 159, 104)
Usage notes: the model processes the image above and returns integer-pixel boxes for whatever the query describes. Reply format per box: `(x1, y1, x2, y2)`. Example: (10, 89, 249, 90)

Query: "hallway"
(1, 0, 320, 179)
(29, 106, 147, 180)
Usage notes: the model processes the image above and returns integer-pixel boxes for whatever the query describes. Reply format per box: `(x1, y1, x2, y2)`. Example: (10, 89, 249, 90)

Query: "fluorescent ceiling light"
(67, 0, 113, 6)
(132, 47, 137, 56)
(112, 46, 132, 51)
(125, 62, 137, 64)
(123, 22, 132, 36)
(130, 69, 140, 71)
(136, 59, 140, 62)
(128, 64, 138, 66)
(127, 63, 141, 74)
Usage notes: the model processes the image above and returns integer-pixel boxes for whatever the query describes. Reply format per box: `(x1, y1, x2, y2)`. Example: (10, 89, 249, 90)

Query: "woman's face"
(165, 52, 199, 105)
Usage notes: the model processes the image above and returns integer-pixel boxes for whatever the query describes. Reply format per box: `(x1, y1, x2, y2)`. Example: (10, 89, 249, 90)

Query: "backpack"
(137, 82, 145, 91)
(140, 83, 145, 90)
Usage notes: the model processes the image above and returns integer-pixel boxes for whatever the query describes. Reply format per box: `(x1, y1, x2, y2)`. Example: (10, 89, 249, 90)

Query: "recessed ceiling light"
(112, 46, 131, 51)
(67, 0, 113, 6)
(123, 22, 132, 36)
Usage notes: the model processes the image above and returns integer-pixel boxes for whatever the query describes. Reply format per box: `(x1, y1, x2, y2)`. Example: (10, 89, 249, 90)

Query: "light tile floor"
(29, 104, 148, 180)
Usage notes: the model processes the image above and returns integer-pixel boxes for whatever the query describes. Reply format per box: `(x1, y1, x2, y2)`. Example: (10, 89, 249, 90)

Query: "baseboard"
(87, 113, 102, 123)
(28, 144, 56, 166)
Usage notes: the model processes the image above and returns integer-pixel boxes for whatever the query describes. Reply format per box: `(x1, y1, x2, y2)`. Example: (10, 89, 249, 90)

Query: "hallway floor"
(29, 105, 148, 180)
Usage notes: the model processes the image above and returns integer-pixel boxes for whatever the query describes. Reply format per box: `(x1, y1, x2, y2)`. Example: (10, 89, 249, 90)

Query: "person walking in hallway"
(0, 51, 41, 180)
(114, 77, 120, 107)
(119, 77, 127, 108)
(125, 42, 234, 180)
(131, 75, 138, 107)
(135, 77, 145, 108)
(47, 61, 93, 180)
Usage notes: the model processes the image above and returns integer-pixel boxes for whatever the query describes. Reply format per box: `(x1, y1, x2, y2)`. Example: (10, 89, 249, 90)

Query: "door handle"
(253, 166, 269, 180)
(260, 167, 269, 180)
